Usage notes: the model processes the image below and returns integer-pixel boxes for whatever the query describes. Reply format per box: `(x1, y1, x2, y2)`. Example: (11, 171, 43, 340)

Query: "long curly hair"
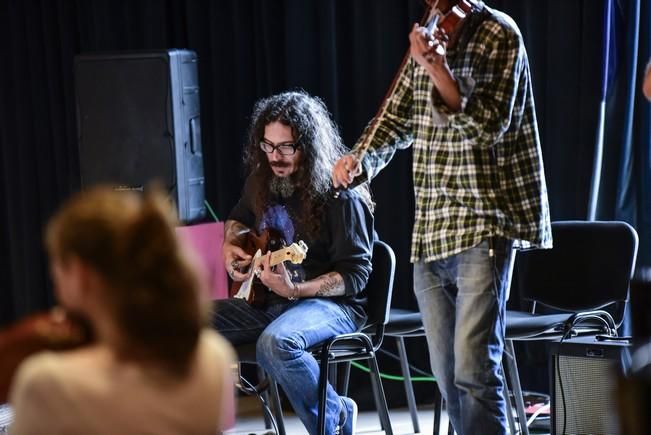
(244, 90, 371, 238)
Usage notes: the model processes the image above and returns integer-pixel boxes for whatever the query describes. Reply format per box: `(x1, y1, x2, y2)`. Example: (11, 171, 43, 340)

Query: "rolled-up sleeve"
(327, 190, 374, 296)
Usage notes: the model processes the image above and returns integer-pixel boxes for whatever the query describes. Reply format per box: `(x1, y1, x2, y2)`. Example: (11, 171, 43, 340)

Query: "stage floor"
(227, 395, 552, 434)
(226, 395, 450, 435)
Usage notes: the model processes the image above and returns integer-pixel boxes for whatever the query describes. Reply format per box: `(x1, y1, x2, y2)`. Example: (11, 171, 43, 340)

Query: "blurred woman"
(9, 186, 235, 435)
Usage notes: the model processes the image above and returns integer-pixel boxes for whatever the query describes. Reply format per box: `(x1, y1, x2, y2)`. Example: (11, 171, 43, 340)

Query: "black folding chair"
(311, 239, 396, 435)
(235, 240, 397, 435)
(503, 220, 638, 434)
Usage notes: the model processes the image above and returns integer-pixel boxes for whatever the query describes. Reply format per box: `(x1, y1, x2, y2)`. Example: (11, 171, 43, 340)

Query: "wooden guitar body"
(229, 229, 285, 307)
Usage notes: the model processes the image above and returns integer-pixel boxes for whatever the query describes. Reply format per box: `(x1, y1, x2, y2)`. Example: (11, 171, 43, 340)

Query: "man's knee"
(256, 330, 302, 365)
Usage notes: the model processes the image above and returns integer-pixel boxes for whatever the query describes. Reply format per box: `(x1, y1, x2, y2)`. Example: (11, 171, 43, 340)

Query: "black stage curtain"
(0, 0, 643, 406)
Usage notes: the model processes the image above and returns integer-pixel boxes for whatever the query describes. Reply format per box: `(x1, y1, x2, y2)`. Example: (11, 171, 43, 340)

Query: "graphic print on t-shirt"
(259, 204, 305, 283)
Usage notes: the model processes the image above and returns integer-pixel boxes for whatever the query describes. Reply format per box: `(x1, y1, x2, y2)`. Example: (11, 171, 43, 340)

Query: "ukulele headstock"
(284, 240, 308, 264)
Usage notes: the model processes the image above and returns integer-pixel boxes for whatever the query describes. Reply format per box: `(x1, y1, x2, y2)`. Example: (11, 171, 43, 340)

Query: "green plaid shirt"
(355, 7, 552, 262)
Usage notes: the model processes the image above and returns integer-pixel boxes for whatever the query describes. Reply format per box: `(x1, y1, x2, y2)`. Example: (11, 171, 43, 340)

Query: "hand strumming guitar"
(223, 220, 253, 283)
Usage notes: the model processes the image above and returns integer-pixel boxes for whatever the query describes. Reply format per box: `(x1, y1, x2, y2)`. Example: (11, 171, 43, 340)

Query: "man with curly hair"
(212, 91, 374, 435)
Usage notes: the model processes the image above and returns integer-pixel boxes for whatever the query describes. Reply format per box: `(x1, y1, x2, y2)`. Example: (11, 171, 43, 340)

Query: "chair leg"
(447, 419, 455, 435)
(368, 362, 385, 432)
(433, 387, 442, 435)
(257, 366, 273, 431)
(329, 363, 338, 392)
(504, 340, 529, 435)
(339, 361, 352, 396)
(268, 379, 287, 435)
(396, 336, 421, 433)
(368, 353, 394, 435)
(501, 363, 517, 435)
(317, 350, 331, 435)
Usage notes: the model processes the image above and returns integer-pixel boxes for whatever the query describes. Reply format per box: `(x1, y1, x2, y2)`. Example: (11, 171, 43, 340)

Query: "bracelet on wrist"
(288, 282, 300, 301)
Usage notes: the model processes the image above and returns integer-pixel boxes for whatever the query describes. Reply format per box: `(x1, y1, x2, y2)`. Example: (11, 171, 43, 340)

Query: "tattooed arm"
(299, 272, 346, 298)
(257, 258, 346, 299)
(255, 186, 373, 300)
(273, 191, 372, 300)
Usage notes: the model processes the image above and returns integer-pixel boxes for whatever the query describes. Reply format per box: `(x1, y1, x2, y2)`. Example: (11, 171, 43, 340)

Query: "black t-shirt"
(228, 175, 374, 327)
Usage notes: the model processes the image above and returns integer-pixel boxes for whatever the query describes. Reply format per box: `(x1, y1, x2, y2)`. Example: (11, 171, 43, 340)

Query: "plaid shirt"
(355, 6, 552, 262)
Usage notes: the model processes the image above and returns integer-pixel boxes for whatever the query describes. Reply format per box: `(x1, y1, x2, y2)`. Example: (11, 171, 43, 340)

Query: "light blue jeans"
(414, 238, 515, 435)
(251, 298, 358, 435)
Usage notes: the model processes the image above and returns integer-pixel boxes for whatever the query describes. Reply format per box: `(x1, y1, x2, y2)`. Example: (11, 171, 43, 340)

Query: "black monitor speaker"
(74, 49, 206, 222)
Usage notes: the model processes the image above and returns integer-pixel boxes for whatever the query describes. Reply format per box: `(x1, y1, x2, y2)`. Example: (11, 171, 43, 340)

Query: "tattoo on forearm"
(315, 272, 345, 297)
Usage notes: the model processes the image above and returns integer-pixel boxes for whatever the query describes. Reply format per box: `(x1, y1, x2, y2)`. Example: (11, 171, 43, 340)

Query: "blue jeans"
(212, 297, 359, 435)
(413, 238, 515, 435)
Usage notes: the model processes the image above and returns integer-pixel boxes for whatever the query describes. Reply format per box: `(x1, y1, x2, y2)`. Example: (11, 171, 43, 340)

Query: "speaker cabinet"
(550, 336, 630, 435)
(75, 49, 205, 222)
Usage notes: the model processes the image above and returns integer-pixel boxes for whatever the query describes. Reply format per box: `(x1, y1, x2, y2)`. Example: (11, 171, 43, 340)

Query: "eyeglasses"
(259, 140, 300, 156)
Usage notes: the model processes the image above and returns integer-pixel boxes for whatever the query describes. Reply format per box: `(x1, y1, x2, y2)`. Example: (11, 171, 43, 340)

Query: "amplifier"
(550, 336, 630, 435)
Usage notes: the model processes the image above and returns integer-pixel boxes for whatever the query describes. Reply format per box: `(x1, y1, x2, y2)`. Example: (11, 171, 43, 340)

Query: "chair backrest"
(513, 220, 638, 322)
(364, 240, 396, 346)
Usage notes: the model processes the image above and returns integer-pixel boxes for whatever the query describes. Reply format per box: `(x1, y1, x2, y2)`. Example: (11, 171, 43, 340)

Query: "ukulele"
(230, 229, 308, 307)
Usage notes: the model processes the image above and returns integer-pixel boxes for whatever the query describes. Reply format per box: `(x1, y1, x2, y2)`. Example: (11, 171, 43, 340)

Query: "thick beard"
(270, 175, 296, 199)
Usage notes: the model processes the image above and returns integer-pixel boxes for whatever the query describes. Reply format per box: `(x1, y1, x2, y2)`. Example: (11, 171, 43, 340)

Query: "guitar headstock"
(283, 240, 308, 264)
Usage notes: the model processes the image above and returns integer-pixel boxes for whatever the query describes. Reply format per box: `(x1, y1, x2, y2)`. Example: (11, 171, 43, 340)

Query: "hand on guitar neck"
(253, 247, 307, 300)
(227, 228, 308, 306)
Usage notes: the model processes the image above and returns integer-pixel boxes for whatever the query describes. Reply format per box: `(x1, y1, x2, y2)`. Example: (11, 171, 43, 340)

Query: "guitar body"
(229, 228, 286, 307)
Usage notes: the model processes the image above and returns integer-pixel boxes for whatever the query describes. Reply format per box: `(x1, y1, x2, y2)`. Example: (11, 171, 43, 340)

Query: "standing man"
(333, 1, 552, 433)
(215, 91, 374, 435)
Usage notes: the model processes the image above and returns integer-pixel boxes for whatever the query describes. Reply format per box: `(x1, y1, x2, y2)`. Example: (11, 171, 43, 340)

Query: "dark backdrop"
(1, 0, 649, 407)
